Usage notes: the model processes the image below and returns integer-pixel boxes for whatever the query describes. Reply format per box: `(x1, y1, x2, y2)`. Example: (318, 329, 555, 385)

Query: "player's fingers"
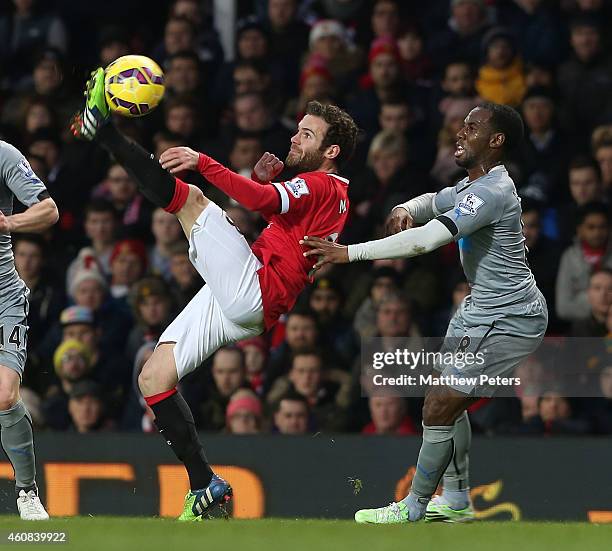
(160, 157, 183, 171)
(302, 248, 323, 257)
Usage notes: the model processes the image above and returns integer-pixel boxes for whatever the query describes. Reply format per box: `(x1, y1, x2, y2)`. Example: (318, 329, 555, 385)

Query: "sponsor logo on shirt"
(456, 193, 485, 216)
(284, 178, 310, 198)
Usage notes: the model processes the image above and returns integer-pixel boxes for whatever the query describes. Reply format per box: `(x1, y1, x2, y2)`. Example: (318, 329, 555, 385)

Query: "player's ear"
(490, 132, 505, 150)
(324, 144, 340, 160)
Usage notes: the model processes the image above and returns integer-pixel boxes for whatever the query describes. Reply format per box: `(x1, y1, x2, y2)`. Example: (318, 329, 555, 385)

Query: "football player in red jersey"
(72, 69, 358, 520)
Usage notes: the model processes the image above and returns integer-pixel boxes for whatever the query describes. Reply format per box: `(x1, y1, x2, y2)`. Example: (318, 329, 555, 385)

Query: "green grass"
(0, 517, 610, 551)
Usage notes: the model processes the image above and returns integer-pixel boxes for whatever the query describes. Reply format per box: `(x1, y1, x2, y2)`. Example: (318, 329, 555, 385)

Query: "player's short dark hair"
(569, 155, 601, 178)
(479, 102, 525, 154)
(576, 202, 609, 226)
(305, 101, 358, 167)
(273, 390, 309, 413)
(85, 198, 117, 218)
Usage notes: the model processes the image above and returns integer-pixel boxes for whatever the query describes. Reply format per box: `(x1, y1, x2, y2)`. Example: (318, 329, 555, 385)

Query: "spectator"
(353, 266, 401, 338)
(149, 208, 183, 281)
(362, 396, 418, 435)
(164, 51, 202, 99)
(43, 339, 94, 430)
(236, 336, 269, 395)
(13, 234, 64, 353)
(396, 26, 432, 81)
(225, 389, 263, 434)
(284, 59, 335, 124)
(428, 0, 491, 70)
(167, 240, 201, 309)
(225, 92, 292, 159)
(97, 25, 129, 66)
(273, 391, 310, 434)
(370, 0, 402, 39)
(308, 277, 358, 367)
(476, 27, 526, 107)
(227, 133, 264, 179)
(517, 87, 568, 205)
(94, 163, 151, 238)
(163, 96, 201, 145)
(591, 126, 612, 192)
(109, 239, 147, 301)
(556, 156, 605, 245)
(0, 2, 67, 82)
(200, 347, 248, 430)
(269, 350, 350, 431)
(68, 380, 113, 433)
(66, 199, 117, 286)
(521, 202, 562, 331)
(557, 16, 612, 149)
(584, 364, 612, 434)
(496, 0, 564, 66)
(517, 390, 590, 435)
(571, 269, 612, 337)
(126, 277, 173, 363)
(556, 203, 612, 322)
(268, 309, 320, 383)
(306, 19, 362, 95)
(436, 60, 481, 126)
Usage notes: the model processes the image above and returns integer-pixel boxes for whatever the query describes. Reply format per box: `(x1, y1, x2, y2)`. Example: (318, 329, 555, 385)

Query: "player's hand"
(0, 212, 12, 233)
(254, 152, 284, 182)
(159, 147, 200, 174)
(385, 206, 414, 236)
(300, 236, 349, 269)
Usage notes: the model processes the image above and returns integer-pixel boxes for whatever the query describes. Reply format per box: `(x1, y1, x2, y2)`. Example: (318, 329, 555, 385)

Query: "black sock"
(150, 392, 213, 490)
(96, 123, 176, 208)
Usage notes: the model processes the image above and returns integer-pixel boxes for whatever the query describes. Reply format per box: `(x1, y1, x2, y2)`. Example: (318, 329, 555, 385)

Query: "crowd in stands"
(0, 0, 610, 436)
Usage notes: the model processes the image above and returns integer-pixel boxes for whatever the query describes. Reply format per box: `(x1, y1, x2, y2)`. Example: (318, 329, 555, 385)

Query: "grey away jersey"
(434, 165, 539, 309)
(0, 140, 48, 293)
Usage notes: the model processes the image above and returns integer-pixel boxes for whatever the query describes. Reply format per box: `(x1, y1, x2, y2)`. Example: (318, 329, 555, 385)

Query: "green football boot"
(70, 67, 110, 141)
(425, 495, 475, 523)
(354, 501, 410, 524)
(177, 475, 233, 522)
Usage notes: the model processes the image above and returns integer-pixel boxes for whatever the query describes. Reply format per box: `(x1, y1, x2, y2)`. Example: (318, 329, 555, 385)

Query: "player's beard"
(285, 147, 326, 172)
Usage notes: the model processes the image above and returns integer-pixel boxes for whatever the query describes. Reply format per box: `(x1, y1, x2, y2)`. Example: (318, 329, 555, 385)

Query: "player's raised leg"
(355, 387, 474, 524)
(0, 366, 48, 520)
(71, 68, 207, 237)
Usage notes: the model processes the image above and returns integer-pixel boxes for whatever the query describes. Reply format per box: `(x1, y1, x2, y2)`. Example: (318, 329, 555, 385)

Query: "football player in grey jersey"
(0, 141, 58, 519)
(301, 104, 548, 524)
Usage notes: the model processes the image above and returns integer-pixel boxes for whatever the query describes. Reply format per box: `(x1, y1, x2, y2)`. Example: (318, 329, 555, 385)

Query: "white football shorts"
(158, 202, 264, 379)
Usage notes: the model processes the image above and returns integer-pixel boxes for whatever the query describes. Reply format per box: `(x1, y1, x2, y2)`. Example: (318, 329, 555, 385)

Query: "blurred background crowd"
(0, 0, 610, 437)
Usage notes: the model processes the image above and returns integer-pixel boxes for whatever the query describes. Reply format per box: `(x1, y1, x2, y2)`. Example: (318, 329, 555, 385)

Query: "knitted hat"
(53, 339, 93, 375)
(309, 19, 346, 47)
(368, 36, 401, 64)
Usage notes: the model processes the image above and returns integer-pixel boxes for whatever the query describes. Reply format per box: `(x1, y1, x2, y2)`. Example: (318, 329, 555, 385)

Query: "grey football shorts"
(434, 290, 548, 397)
(0, 288, 29, 377)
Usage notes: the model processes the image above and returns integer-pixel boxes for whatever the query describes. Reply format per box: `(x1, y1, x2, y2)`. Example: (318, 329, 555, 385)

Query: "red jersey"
(197, 155, 349, 329)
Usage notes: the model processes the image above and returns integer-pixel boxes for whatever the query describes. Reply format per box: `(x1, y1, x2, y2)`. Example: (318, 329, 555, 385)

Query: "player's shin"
(402, 423, 456, 521)
(96, 123, 188, 212)
(441, 411, 471, 509)
(0, 400, 36, 491)
(146, 389, 214, 490)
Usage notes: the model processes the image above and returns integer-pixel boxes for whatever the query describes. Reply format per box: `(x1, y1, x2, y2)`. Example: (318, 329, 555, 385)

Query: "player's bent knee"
(176, 185, 210, 237)
(0, 385, 19, 411)
(138, 345, 178, 397)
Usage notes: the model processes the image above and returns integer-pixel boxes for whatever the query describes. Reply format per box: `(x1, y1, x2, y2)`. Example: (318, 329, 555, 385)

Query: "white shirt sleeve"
(347, 219, 454, 261)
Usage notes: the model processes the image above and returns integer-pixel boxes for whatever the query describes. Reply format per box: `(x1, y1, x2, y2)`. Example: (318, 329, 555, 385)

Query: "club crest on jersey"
(456, 193, 485, 216)
(284, 178, 310, 198)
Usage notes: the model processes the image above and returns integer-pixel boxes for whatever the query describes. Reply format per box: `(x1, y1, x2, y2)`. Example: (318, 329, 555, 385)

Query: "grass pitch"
(0, 517, 609, 551)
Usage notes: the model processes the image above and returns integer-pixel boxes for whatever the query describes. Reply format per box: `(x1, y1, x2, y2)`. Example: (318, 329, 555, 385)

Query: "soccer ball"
(104, 55, 165, 117)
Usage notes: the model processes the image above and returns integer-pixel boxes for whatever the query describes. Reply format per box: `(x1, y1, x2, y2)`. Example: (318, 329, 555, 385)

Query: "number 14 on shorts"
(0, 324, 26, 349)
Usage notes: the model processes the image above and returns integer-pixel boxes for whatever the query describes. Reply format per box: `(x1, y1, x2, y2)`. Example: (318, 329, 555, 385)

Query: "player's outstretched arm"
(301, 218, 454, 268)
(0, 197, 58, 233)
(160, 147, 280, 215)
